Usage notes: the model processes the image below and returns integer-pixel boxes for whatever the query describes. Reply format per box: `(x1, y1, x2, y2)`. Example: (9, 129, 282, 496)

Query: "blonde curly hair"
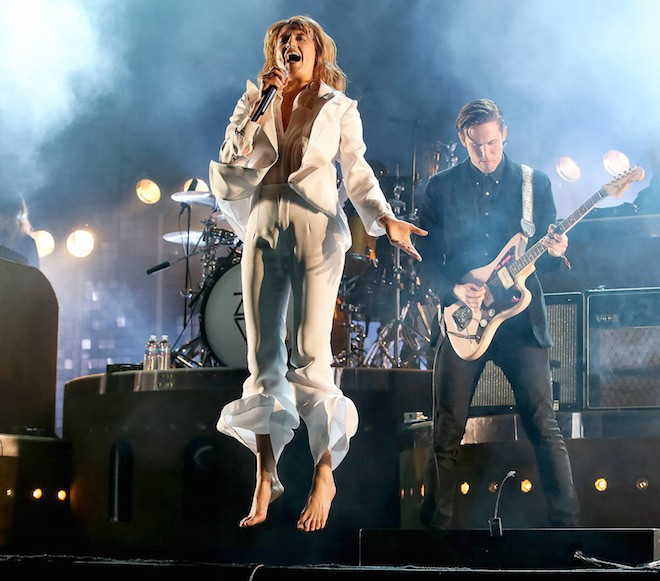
(259, 15, 347, 92)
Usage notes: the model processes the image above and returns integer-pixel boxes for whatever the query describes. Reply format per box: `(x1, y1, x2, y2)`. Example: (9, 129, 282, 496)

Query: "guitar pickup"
(452, 305, 472, 331)
(497, 267, 514, 289)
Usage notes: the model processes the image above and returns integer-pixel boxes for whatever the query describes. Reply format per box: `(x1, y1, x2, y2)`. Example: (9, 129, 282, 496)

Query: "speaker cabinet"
(586, 287, 660, 409)
(471, 292, 584, 414)
(0, 258, 58, 434)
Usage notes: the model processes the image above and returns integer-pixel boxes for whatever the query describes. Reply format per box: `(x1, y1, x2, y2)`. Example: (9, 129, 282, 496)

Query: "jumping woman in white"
(210, 15, 426, 532)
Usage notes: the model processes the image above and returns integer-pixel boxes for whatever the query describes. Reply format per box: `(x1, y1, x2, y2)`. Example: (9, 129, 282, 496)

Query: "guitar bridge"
(452, 305, 472, 332)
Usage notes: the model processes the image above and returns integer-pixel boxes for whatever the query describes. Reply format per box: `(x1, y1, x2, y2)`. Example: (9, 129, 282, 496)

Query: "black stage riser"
(50, 370, 659, 567)
(400, 437, 660, 530)
(1, 368, 659, 573)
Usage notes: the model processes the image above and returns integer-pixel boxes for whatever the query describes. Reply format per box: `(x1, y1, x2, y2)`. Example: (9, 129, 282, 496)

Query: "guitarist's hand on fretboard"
(542, 224, 569, 258)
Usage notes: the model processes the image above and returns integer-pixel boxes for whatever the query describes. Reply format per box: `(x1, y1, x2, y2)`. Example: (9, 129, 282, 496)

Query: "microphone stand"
(488, 470, 516, 537)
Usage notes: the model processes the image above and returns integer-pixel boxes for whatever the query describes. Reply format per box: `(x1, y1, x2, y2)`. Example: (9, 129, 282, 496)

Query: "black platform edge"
(359, 528, 660, 571)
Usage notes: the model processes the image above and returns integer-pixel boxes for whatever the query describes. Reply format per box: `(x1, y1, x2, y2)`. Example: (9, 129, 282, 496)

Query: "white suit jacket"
(209, 80, 394, 242)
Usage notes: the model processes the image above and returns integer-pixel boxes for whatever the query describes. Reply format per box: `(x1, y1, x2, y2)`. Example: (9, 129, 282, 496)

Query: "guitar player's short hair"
(456, 99, 506, 135)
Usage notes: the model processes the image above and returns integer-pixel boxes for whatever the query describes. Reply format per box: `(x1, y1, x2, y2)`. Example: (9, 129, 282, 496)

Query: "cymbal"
(163, 230, 205, 246)
(171, 191, 217, 208)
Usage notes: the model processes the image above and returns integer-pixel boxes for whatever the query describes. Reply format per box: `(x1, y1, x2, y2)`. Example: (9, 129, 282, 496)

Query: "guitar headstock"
(601, 166, 646, 198)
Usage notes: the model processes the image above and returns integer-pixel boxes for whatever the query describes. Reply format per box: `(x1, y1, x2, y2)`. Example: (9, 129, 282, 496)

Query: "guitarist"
(415, 99, 580, 529)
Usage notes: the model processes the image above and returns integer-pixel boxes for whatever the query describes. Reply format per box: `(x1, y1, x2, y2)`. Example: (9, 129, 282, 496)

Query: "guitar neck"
(509, 188, 608, 277)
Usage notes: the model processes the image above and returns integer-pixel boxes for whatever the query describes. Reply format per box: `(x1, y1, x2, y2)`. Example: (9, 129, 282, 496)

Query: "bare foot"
(239, 472, 284, 527)
(239, 434, 282, 528)
(296, 452, 336, 532)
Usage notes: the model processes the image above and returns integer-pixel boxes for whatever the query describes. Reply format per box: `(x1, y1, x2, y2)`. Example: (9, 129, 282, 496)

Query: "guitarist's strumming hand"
(453, 282, 487, 312)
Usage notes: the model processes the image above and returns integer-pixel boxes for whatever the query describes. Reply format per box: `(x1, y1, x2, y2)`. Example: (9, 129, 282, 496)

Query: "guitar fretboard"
(509, 189, 608, 278)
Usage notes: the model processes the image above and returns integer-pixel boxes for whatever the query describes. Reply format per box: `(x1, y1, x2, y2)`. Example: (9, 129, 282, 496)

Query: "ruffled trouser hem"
(217, 391, 358, 469)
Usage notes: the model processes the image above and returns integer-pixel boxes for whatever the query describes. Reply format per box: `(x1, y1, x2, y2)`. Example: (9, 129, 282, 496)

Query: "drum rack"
(361, 184, 434, 368)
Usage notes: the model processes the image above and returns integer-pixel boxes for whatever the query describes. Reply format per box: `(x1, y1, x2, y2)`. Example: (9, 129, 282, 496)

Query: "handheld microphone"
(251, 85, 277, 122)
(488, 470, 516, 537)
(251, 47, 292, 122)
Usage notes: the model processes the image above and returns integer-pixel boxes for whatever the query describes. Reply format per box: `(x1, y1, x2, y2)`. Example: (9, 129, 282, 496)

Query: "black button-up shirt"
(416, 153, 561, 348)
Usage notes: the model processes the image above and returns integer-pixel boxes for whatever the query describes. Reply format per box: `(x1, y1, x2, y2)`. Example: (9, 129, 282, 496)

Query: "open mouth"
(287, 52, 302, 62)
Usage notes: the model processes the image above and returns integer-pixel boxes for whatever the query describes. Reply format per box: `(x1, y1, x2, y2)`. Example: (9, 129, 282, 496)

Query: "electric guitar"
(443, 166, 645, 361)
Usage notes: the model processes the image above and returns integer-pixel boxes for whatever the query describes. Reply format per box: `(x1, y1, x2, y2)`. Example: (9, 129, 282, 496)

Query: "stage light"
(66, 228, 95, 258)
(556, 156, 581, 182)
(183, 177, 209, 192)
(594, 477, 608, 492)
(635, 479, 649, 491)
(5, 489, 13, 497)
(32, 229, 55, 257)
(460, 482, 470, 495)
(57, 489, 67, 501)
(520, 479, 533, 493)
(32, 488, 43, 500)
(136, 178, 161, 204)
(488, 482, 498, 494)
(603, 150, 631, 176)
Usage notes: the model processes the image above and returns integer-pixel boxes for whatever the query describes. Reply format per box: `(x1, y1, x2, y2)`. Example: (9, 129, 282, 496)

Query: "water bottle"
(157, 334, 172, 370)
(143, 334, 158, 371)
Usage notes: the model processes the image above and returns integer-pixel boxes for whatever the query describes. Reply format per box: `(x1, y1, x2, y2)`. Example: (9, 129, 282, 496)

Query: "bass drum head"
(200, 262, 248, 368)
(200, 261, 295, 368)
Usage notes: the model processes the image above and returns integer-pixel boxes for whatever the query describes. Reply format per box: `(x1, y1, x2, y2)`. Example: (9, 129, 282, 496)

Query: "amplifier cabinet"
(471, 292, 584, 414)
(586, 287, 660, 409)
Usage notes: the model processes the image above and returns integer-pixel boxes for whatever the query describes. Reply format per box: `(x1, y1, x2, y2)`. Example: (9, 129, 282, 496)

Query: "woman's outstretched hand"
(380, 215, 428, 262)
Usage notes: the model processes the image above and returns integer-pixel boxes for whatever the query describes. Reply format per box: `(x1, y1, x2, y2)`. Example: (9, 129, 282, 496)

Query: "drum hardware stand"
(363, 184, 432, 368)
(332, 278, 368, 368)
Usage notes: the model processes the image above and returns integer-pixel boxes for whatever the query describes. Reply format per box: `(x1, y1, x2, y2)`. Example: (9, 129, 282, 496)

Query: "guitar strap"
(520, 163, 536, 237)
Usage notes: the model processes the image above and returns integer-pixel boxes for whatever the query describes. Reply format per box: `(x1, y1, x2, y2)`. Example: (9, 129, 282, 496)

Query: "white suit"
(211, 80, 394, 469)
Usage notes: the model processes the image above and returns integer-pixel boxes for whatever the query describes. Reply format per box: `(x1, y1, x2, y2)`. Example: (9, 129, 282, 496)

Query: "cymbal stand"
(363, 185, 432, 368)
(332, 277, 368, 368)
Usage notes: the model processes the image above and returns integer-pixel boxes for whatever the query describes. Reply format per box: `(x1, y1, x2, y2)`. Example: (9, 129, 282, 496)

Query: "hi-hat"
(171, 191, 217, 208)
(163, 230, 205, 246)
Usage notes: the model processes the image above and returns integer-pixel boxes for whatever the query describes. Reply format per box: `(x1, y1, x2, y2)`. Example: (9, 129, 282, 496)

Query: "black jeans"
(420, 317, 581, 529)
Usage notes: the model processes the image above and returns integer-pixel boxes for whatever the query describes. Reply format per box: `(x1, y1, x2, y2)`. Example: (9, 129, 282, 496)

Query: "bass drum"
(200, 260, 296, 368)
(200, 262, 248, 368)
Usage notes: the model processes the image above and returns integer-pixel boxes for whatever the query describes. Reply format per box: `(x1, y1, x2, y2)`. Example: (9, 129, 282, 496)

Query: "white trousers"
(217, 184, 359, 469)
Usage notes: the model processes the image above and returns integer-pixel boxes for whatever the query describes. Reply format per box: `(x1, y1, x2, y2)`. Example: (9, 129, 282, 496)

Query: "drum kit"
(156, 138, 457, 370)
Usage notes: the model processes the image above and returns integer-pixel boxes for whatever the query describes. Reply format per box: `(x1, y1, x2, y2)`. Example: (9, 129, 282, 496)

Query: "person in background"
(209, 15, 426, 532)
(0, 192, 40, 269)
(415, 98, 580, 530)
